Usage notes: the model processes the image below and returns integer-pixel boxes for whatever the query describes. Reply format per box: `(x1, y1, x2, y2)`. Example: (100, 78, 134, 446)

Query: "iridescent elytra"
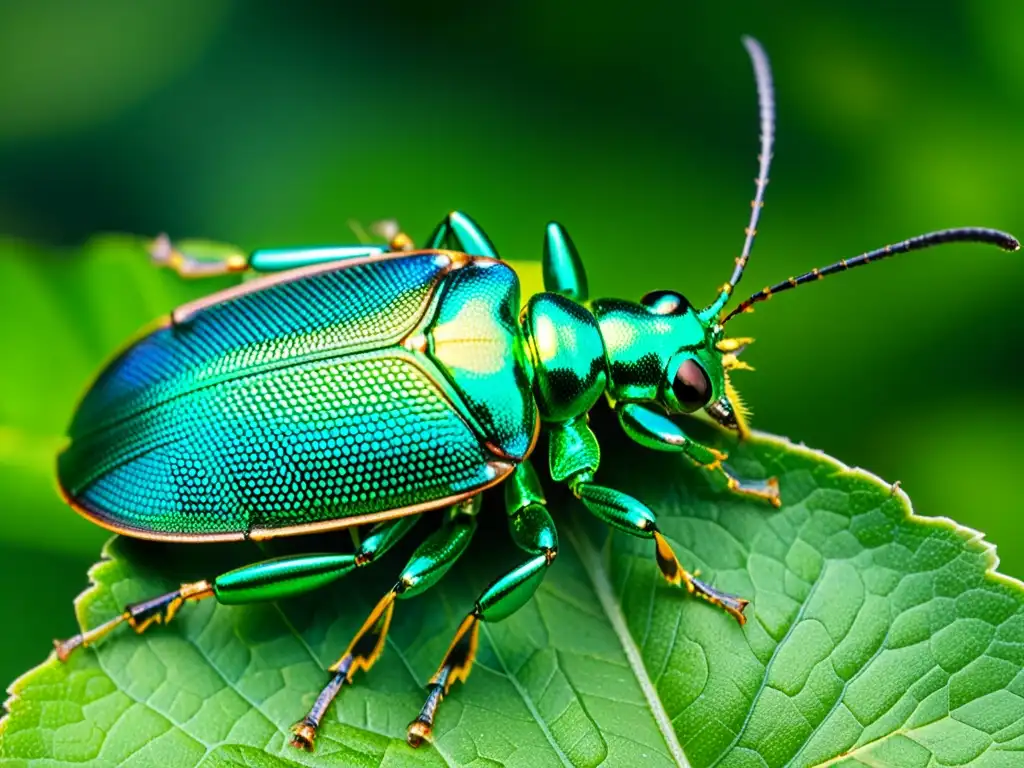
(54, 37, 1019, 750)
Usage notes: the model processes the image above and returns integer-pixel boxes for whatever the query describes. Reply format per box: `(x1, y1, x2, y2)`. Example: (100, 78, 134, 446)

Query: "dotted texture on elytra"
(68, 254, 445, 441)
(66, 353, 497, 536)
(57, 254, 511, 536)
(5, 431, 1021, 767)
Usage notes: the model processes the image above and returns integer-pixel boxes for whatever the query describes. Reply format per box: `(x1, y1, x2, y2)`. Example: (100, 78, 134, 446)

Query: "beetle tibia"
(653, 530, 749, 625)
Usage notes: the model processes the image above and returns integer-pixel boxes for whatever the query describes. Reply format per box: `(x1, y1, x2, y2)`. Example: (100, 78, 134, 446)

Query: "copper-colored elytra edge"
(85, 252, 462, 435)
(62, 463, 516, 543)
(61, 248, 528, 544)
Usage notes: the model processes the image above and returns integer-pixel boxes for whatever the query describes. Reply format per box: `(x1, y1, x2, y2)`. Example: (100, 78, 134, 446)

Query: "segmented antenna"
(700, 36, 776, 322)
(722, 227, 1020, 323)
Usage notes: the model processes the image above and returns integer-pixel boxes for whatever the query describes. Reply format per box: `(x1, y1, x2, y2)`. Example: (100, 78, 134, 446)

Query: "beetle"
(53, 37, 1019, 751)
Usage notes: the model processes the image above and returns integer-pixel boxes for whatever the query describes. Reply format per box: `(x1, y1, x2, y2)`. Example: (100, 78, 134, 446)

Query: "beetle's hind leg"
(406, 462, 557, 748)
(54, 516, 421, 662)
(54, 580, 214, 660)
(151, 233, 396, 278)
(291, 498, 480, 751)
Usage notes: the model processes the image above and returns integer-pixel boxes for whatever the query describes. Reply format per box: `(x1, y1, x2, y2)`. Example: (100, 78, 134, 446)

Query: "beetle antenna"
(700, 35, 775, 323)
(722, 227, 1020, 324)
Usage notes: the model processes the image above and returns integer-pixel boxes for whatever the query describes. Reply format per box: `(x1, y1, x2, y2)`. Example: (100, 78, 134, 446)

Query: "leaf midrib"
(564, 514, 690, 768)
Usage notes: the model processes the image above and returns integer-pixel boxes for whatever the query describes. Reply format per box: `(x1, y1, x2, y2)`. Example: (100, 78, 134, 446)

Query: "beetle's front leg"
(550, 415, 749, 624)
(572, 476, 749, 624)
(618, 402, 781, 507)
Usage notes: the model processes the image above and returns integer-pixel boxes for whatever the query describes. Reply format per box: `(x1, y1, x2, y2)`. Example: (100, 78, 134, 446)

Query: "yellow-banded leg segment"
(54, 580, 214, 660)
(55, 516, 419, 663)
(551, 414, 749, 624)
(617, 402, 780, 507)
(407, 462, 557, 747)
(716, 463, 780, 507)
(571, 472, 749, 624)
(292, 498, 480, 751)
(149, 233, 249, 277)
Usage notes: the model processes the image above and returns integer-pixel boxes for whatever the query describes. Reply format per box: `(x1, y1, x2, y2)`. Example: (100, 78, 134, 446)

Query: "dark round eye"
(641, 290, 691, 316)
(673, 358, 711, 412)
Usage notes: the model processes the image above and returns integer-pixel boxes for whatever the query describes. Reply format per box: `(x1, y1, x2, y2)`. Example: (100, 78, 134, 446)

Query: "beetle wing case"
(58, 251, 537, 541)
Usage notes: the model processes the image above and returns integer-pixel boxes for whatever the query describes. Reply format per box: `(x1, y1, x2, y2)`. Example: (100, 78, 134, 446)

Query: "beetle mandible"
(53, 37, 1019, 750)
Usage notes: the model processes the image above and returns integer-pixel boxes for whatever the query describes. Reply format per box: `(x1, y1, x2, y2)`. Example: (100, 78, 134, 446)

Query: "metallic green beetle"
(54, 37, 1019, 751)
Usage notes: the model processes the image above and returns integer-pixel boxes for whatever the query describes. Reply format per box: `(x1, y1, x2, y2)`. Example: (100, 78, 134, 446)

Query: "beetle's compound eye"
(641, 290, 691, 316)
(672, 358, 711, 412)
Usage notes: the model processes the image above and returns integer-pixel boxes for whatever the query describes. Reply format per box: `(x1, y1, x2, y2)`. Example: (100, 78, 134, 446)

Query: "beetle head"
(591, 291, 754, 437)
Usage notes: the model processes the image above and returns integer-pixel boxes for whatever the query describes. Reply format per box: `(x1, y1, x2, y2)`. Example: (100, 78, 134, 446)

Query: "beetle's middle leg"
(404, 461, 557, 748)
(291, 496, 480, 751)
(53, 515, 421, 661)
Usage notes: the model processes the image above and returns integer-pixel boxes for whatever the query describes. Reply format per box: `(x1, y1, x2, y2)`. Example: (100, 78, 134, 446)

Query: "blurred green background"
(1, 0, 1022, 692)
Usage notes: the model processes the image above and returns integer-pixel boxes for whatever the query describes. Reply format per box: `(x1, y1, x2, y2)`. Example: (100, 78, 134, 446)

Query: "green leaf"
(2, 237, 1022, 767)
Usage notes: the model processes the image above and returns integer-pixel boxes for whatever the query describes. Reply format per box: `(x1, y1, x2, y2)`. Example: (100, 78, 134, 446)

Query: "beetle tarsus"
(54, 581, 213, 661)
(370, 219, 414, 251)
(406, 617, 477, 747)
(689, 576, 750, 625)
(289, 664, 350, 751)
(289, 720, 319, 751)
(53, 635, 85, 662)
(148, 233, 247, 277)
(406, 684, 444, 747)
(53, 611, 129, 661)
(722, 467, 781, 508)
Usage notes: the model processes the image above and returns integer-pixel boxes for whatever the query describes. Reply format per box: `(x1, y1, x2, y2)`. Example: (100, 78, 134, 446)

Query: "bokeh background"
(1, 0, 1021, 691)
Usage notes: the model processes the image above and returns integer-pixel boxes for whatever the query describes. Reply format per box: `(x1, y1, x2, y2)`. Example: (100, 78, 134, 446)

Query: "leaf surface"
(2, 238, 1022, 767)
